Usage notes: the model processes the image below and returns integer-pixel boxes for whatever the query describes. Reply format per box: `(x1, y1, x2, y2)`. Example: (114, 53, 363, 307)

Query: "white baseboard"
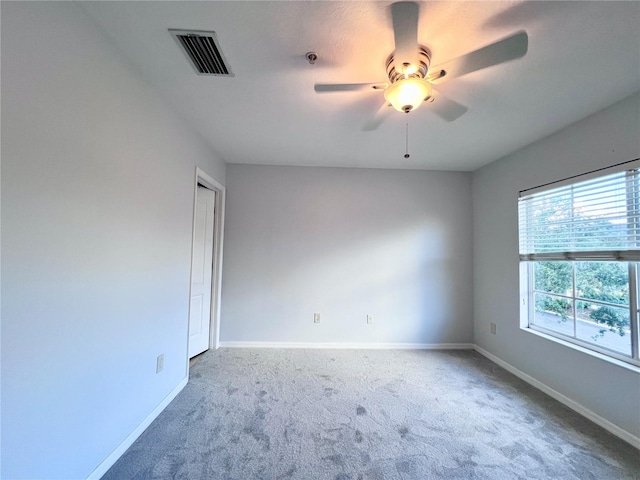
(219, 341, 475, 350)
(86, 376, 189, 480)
(473, 345, 640, 450)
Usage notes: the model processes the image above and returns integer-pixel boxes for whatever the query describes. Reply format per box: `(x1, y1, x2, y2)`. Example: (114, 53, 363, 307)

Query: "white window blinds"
(518, 168, 640, 261)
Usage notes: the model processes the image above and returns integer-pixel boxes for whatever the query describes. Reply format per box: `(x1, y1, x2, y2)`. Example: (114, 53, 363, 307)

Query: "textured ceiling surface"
(80, 1, 640, 171)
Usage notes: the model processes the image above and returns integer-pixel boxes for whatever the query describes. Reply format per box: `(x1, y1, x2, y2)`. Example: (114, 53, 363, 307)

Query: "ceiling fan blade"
(429, 89, 468, 122)
(363, 102, 393, 131)
(314, 83, 387, 93)
(391, 1, 420, 74)
(429, 31, 528, 82)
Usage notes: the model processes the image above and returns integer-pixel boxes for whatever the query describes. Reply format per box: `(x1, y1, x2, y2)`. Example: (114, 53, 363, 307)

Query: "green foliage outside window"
(534, 261, 630, 339)
(589, 305, 628, 337)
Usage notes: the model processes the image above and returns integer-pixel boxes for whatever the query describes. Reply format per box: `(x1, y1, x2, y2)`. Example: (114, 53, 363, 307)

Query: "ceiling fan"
(314, 1, 528, 130)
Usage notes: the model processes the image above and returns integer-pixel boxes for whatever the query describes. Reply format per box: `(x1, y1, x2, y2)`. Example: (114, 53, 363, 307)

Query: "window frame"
(518, 161, 640, 368)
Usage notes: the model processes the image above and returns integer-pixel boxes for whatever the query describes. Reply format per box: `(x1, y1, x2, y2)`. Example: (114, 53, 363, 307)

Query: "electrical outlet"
(367, 314, 374, 324)
(314, 313, 321, 324)
(156, 354, 164, 373)
(490, 323, 497, 335)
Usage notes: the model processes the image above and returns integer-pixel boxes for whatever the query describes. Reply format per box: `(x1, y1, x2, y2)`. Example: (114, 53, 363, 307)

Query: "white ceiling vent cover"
(170, 29, 234, 76)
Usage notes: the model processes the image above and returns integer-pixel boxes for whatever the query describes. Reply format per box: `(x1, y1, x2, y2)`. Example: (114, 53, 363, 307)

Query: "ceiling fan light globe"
(384, 77, 432, 113)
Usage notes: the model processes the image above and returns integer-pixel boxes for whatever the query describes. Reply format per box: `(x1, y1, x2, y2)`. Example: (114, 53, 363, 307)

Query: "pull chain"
(404, 120, 410, 159)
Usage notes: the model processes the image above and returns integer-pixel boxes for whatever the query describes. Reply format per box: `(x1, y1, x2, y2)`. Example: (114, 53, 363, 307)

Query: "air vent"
(170, 29, 233, 76)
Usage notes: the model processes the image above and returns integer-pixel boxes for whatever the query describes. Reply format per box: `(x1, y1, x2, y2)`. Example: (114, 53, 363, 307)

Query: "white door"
(188, 185, 216, 358)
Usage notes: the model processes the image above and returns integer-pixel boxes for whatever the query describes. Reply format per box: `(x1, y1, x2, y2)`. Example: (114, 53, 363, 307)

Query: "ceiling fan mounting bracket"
(427, 69, 447, 82)
(386, 45, 431, 83)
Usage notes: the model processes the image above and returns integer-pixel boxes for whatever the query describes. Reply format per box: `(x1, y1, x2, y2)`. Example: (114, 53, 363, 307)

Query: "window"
(518, 164, 640, 366)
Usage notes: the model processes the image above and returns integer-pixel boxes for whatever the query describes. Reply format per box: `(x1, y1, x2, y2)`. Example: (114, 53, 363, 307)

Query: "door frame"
(188, 167, 225, 358)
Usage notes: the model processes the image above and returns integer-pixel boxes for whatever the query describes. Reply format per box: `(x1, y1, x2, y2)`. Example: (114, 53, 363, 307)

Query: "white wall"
(221, 165, 473, 345)
(473, 92, 640, 440)
(1, 3, 225, 479)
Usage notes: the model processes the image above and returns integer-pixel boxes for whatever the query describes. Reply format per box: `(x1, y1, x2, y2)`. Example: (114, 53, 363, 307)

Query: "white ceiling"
(80, 1, 640, 171)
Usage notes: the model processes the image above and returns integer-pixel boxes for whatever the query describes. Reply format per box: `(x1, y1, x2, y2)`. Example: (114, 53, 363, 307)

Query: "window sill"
(522, 326, 640, 373)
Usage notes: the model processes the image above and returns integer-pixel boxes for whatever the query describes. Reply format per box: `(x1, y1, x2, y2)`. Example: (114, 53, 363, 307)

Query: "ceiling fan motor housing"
(383, 46, 433, 113)
(386, 45, 432, 83)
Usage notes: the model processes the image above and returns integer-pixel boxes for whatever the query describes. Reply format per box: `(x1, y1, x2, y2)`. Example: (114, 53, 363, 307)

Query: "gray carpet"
(103, 349, 640, 479)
